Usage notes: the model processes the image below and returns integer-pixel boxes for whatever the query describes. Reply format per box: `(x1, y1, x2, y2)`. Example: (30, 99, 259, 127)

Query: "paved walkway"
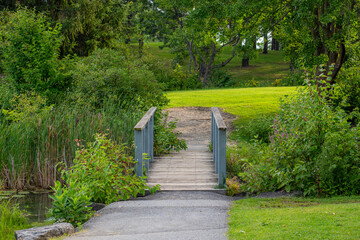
(65, 191, 232, 240)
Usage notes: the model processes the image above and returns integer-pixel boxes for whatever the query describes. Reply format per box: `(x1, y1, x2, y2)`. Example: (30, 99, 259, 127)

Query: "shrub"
(234, 115, 274, 143)
(0, 7, 69, 102)
(64, 134, 158, 204)
(71, 48, 168, 110)
(226, 145, 260, 179)
(333, 67, 360, 123)
(226, 177, 241, 196)
(154, 111, 187, 155)
(239, 84, 360, 196)
(48, 180, 92, 227)
(49, 134, 160, 225)
(208, 68, 234, 88)
(143, 55, 202, 91)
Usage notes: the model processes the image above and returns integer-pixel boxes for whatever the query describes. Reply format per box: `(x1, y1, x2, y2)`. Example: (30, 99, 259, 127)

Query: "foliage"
(68, 134, 158, 204)
(0, 7, 70, 103)
(226, 176, 241, 196)
(0, 96, 140, 189)
(145, 43, 290, 87)
(259, 0, 360, 85)
(156, 0, 260, 83)
(228, 197, 360, 240)
(333, 67, 360, 123)
(0, 198, 28, 239)
(207, 68, 234, 88)
(226, 145, 260, 179)
(71, 48, 168, 110)
(238, 83, 360, 196)
(234, 115, 274, 143)
(143, 55, 201, 91)
(49, 134, 160, 225)
(154, 111, 187, 155)
(48, 180, 92, 227)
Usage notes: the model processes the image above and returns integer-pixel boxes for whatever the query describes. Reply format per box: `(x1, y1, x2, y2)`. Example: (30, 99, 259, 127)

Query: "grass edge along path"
(165, 86, 297, 126)
(228, 197, 360, 240)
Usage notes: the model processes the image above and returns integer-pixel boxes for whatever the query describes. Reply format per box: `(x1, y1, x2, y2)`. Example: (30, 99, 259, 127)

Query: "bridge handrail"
(211, 107, 227, 188)
(134, 107, 157, 177)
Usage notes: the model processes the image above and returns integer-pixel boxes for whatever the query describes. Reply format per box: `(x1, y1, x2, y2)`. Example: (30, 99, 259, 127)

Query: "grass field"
(145, 42, 290, 86)
(228, 197, 360, 240)
(165, 86, 297, 125)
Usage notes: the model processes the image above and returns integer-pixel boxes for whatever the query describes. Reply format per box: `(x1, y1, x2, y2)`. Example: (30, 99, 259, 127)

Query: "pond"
(0, 191, 53, 224)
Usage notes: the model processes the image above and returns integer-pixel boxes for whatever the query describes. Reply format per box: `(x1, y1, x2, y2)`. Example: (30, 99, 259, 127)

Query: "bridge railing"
(134, 107, 157, 177)
(211, 107, 227, 188)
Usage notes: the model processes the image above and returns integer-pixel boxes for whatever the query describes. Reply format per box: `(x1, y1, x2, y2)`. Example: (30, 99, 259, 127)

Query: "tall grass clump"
(0, 95, 141, 189)
(0, 198, 28, 239)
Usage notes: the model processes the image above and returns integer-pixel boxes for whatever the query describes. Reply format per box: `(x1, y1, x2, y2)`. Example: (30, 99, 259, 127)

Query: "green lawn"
(228, 197, 360, 240)
(165, 86, 296, 125)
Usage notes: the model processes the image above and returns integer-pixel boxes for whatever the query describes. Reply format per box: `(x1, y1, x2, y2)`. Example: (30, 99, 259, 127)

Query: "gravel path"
(164, 107, 236, 145)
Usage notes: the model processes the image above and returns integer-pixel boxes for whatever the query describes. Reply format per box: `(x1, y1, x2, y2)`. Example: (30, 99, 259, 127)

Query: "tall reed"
(0, 101, 142, 189)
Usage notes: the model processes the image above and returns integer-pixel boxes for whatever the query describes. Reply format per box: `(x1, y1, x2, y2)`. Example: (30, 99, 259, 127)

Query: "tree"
(156, 0, 259, 84)
(0, 7, 68, 101)
(256, 0, 360, 87)
(271, 34, 279, 51)
(1, 0, 130, 57)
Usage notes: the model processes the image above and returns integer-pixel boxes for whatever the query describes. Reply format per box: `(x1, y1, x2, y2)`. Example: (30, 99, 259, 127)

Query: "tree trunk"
(271, 38, 279, 50)
(138, 37, 144, 56)
(253, 36, 257, 50)
(263, 33, 268, 54)
(242, 58, 249, 67)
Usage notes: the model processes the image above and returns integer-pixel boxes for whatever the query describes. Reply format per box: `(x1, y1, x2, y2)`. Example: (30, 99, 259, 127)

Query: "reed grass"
(0, 100, 142, 190)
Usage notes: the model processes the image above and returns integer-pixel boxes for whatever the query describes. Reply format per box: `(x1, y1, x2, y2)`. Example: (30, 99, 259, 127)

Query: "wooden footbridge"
(134, 107, 226, 190)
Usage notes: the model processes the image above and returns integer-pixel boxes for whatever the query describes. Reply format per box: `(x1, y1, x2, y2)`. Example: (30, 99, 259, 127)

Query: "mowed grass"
(165, 86, 296, 125)
(228, 197, 360, 240)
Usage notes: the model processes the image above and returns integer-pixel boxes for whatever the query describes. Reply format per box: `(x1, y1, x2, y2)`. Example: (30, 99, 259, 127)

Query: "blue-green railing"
(211, 107, 227, 188)
(134, 107, 156, 177)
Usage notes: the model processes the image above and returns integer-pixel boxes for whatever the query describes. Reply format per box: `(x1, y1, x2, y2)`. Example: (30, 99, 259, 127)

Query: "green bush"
(226, 144, 261, 179)
(71, 48, 168, 110)
(65, 134, 158, 204)
(333, 67, 360, 123)
(208, 68, 234, 88)
(0, 7, 70, 102)
(154, 111, 187, 155)
(143, 55, 202, 91)
(239, 84, 360, 196)
(49, 134, 160, 225)
(234, 115, 274, 143)
(48, 180, 92, 227)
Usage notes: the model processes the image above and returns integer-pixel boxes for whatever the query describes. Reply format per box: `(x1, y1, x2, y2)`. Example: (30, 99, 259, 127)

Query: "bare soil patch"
(163, 107, 236, 145)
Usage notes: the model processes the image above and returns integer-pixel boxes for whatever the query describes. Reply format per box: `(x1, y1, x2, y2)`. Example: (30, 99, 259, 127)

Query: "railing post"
(218, 128, 226, 188)
(134, 129, 144, 177)
(144, 124, 149, 173)
(150, 115, 154, 162)
(134, 107, 157, 177)
(211, 107, 227, 188)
